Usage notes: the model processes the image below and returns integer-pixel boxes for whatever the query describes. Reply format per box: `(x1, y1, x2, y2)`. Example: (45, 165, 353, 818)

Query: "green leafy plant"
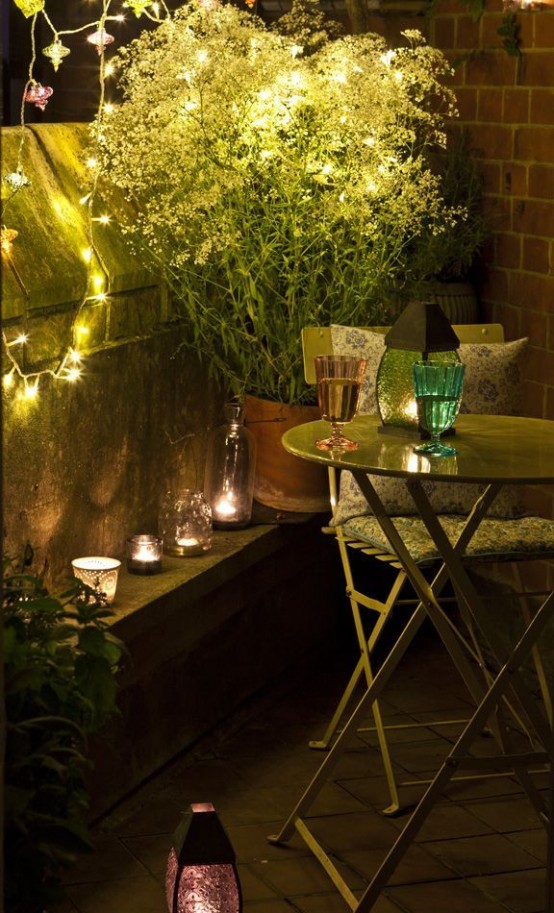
(3, 559, 125, 913)
(99, 1, 469, 404)
(408, 129, 487, 286)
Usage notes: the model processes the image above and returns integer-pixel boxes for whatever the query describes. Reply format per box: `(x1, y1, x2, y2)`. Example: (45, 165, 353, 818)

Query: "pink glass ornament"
(87, 29, 115, 54)
(24, 82, 53, 111)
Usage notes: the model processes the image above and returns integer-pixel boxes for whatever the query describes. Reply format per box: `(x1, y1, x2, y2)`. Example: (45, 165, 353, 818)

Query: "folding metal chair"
(303, 324, 554, 816)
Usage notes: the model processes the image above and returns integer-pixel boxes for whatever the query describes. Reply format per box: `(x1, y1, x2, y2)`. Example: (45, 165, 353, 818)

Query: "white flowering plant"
(99, 1, 465, 404)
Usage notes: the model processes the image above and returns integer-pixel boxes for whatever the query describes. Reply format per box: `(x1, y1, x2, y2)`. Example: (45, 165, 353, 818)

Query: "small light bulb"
(65, 367, 82, 382)
(3, 371, 15, 390)
(86, 157, 98, 169)
(24, 379, 39, 399)
(104, 62, 115, 77)
(82, 247, 92, 263)
(95, 214, 111, 224)
(103, 103, 115, 114)
(76, 325, 90, 340)
(79, 193, 92, 205)
(69, 349, 82, 364)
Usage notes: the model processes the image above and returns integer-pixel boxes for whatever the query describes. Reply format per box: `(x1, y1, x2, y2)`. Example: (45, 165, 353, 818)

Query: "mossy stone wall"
(2, 123, 223, 585)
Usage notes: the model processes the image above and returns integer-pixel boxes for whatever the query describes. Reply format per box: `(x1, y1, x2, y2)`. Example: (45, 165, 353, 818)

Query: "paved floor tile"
(469, 869, 548, 913)
(506, 829, 547, 864)
(387, 877, 513, 912)
(249, 853, 366, 896)
(122, 833, 173, 877)
(423, 832, 543, 877)
(62, 836, 149, 884)
(65, 874, 166, 913)
(464, 796, 546, 833)
(341, 842, 456, 885)
(390, 801, 495, 842)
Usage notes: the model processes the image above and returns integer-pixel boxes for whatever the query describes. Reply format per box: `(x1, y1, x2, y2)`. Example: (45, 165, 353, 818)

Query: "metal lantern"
(165, 803, 242, 913)
(376, 300, 460, 437)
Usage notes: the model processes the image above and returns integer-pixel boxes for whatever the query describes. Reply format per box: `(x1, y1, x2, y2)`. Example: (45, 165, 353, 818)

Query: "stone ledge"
(88, 517, 343, 817)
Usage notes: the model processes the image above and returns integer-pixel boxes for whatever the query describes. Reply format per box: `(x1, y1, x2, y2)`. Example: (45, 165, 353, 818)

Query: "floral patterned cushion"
(344, 514, 554, 567)
(329, 326, 528, 524)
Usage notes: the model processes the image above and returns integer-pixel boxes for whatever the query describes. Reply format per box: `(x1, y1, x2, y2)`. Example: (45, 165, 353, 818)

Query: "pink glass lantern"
(165, 803, 242, 913)
(24, 82, 53, 111)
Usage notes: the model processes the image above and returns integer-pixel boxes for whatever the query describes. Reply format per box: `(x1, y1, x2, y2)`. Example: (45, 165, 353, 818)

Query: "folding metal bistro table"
(270, 413, 554, 912)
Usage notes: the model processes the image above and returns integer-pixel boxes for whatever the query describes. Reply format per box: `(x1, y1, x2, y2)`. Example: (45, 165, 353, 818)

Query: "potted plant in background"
(98, 0, 473, 510)
(3, 559, 124, 913)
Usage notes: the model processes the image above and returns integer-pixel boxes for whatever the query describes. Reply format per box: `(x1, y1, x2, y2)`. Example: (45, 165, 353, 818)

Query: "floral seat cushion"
(343, 514, 554, 567)
(329, 326, 529, 524)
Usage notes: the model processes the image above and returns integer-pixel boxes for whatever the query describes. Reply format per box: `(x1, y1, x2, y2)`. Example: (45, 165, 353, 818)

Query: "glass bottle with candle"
(204, 402, 256, 529)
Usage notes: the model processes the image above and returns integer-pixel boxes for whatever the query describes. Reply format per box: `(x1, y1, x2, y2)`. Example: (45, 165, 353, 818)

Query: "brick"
(480, 160, 502, 194)
(509, 271, 554, 314)
(465, 49, 518, 87)
(503, 88, 530, 124)
(523, 236, 550, 273)
(480, 267, 510, 304)
(495, 232, 522, 268)
(468, 122, 514, 158)
(502, 162, 528, 196)
(482, 193, 511, 230)
(477, 87, 503, 121)
(521, 380, 546, 418)
(523, 345, 554, 384)
(491, 299, 522, 338)
(516, 12, 535, 51)
(514, 125, 554, 163)
(528, 164, 554, 200)
(532, 10, 554, 48)
(547, 385, 554, 419)
(512, 198, 554, 237)
(549, 314, 554, 350)
(454, 86, 478, 120)
(530, 89, 554, 125)
(432, 16, 456, 50)
(456, 14, 482, 50)
(481, 12, 511, 48)
(522, 50, 554, 87)
(74, 302, 107, 352)
(523, 308, 548, 348)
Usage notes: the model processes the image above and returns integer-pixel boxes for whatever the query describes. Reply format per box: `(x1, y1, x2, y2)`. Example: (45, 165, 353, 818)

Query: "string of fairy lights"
(1, 0, 172, 402)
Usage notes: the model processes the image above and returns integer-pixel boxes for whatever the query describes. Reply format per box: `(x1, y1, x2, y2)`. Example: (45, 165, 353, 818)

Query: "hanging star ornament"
(24, 82, 54, 110)
(87, 29, 115, 54)
(124, 0, 150, 15)
(43, 38, 71, 72)
(13, 0, 44, 17)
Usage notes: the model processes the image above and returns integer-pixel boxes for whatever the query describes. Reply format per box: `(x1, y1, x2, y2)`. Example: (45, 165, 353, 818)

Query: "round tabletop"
(282, 414, 554, 485)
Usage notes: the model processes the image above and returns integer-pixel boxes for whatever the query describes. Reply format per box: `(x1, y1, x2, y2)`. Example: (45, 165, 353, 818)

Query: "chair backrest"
(302, 324, 505, 385)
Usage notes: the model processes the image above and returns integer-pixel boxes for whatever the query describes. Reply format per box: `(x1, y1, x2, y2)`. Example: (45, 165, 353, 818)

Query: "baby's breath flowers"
(98, 0, 463, 404)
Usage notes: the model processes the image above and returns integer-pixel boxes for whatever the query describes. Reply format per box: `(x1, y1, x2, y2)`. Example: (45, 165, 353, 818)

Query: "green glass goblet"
(413, 361, 465, 457)
(315, 355, 368, 451)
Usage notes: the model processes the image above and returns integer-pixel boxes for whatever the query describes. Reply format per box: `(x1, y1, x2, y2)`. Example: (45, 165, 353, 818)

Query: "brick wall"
(429, 2, 554, 543)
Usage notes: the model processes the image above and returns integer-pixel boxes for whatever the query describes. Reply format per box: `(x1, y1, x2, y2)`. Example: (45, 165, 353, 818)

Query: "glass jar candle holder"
(204, 402, 256, 529)
(126, 534, 163, 575)
(159, 490, 212, 556)
(71, 556, 121, 604)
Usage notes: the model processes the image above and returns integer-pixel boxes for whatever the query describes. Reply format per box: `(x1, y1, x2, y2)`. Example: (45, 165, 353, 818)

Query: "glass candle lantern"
(376, 300, 460, 437)
(159, 490, 212, 556)
(71, 556, 121, 604)
(204, 402, 256, 529)
(126, 534, 163, 575)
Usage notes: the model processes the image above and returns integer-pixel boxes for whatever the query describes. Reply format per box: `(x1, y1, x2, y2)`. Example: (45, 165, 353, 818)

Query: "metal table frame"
(270, 414, 554, 913)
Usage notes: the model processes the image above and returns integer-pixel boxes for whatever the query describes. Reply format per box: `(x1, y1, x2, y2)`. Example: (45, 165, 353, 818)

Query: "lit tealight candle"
(174, 535, 205, 556)
(126, 535, 163, 575)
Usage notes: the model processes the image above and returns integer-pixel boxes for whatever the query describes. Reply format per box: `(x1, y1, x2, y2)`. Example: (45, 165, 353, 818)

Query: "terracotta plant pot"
(243, 395, 330, 513)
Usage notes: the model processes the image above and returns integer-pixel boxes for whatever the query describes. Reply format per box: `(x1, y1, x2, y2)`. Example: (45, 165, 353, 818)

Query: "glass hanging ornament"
(43, 38, 71, 72)
(124, 0, 150, 16)
(13, 0, 44, 17)
(24, 82, 53, 111)
(87, 29, 115, 54)
(2, 171, 30, 199)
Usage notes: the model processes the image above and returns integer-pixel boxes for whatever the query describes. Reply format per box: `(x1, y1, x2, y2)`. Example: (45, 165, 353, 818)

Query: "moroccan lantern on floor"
(166, 803, 242, 913)
(376, 300, 460, 437)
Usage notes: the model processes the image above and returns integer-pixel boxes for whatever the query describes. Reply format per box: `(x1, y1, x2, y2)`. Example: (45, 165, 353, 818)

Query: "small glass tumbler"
(126, 534, 163, 575)
(413, 361, 465, 457)
(71, 556, 121, 604)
